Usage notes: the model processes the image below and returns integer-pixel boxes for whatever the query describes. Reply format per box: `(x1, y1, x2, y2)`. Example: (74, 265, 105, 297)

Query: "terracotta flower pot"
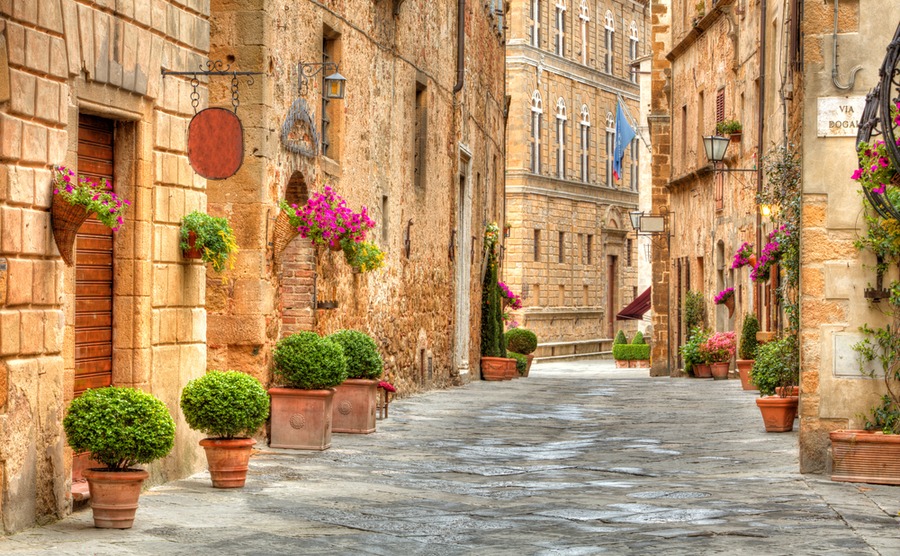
(524, 354, 534, 376)
(480, 356, 507, 381)
(729, 131, 742, 143)
(724, 295, 735, 318)
(694, 363, 712, 378)
(755, 395, 798, 432)
(332, 378, 377, 434)
(736, 359, 756, 390)
(182, 230, 203, 259)
(268, 387, 335, 450)
(710, 362, 730, 380)
(199, 438, 255, 488)
(830, 430, 900, 485)
(82, 468, 149, 529)
(505, 358, 518, 379)
(748, 255, 757, 268)
(615, 359, 629, 368)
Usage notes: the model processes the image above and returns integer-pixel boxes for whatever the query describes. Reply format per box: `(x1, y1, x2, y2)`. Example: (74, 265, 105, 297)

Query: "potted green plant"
(62, 387, 175, 528)
(679, 327, 709, 377)
(700, 331, 736, 379)
(481, 223, 512, 380)
(270, 332, 348, 450)
(736, 314, 760, 390)
(328, 330, 384, 434)
(180, 370, 270, 488)
(751, 336, 799, 432)
(630, 331, 651, 368)
(180, 210, 239, 273)
(612, 330, 630, 368)
(716, 119, 743, 141)
(342, 240, 386, 273)
(508, 351, 528, 376)
(505, 327, 538, 376)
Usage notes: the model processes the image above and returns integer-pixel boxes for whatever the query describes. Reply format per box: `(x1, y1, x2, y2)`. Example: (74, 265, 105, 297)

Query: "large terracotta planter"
(633, 359, 650, 368)
(268, 387, 335, 450)
(736, 360, 755, 390)
(694, 363, 712, 378)
(830, 430, 900, 485)
(755, 396, 798, 432)
(505, 358, 518, 379)
(524, 354, 534, 376)
(199, 438, 255, 488)
(615, 359, 629, 368)
(775, 385, 800, 397)
(481, 356, 507, 381)
(82, 468, 149, 529)
(710, 362, 730, 380)
(332, 379, 377, 434)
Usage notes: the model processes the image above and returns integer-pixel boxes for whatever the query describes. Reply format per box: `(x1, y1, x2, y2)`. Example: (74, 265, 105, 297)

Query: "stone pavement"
(2, 360, 899, 555)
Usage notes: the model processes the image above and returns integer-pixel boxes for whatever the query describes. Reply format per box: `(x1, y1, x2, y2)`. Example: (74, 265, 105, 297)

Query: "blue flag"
(613, 100, 636, 181)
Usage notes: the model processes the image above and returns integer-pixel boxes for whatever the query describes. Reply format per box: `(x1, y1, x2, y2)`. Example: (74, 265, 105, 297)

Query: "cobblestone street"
(2, 360, 899, 555)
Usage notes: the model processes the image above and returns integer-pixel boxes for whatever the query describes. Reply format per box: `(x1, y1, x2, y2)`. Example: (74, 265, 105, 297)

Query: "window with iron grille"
(414, 80, 428, 190)
(321, 30, 341, 160)
(587, 234, 593, 264)
(558, 231, 565, 263)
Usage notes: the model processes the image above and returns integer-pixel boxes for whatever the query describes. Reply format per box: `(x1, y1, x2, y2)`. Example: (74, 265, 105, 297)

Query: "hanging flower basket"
(272, 208, 300, 264)
(51, 195, 91, 266)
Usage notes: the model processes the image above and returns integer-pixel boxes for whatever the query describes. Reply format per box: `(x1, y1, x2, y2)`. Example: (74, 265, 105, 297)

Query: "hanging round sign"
(187, 107, 244, 180)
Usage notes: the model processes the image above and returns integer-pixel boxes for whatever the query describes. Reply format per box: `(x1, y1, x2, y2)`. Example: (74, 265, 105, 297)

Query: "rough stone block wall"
(0, 0, 210, 532)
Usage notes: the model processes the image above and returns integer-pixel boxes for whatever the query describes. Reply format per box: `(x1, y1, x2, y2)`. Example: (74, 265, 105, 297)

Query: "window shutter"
(716, 88, 725, 124)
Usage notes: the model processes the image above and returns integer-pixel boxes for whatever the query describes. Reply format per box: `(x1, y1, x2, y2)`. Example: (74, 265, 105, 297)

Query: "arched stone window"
(603, 9, 615, 74)
(556, 97, 567, 179)
(580, 104, 591, 183)
(629, 20, 639, 82)
(532, 0, 541, 46)
(555, 0, 567, 57)
(579, 0, 590, 65)
(605, 111, 615, 185)
(531, 90, 544, 173)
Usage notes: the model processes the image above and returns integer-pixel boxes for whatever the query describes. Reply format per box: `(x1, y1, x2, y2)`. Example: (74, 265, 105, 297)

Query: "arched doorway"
(278, 172, 316, 337)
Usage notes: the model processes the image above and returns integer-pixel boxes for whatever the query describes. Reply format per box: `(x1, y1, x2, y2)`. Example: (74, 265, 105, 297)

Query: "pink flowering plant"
(53, 166, 130, 231)
(751, 226, 788, 282)
(699, 331, 736, 363)
(498, 281, 523, 310)
(713, 287, 734, 305)
(853, 103, 900, 205)
(291, 186, 376, 249)
(731, 242, 754, 269)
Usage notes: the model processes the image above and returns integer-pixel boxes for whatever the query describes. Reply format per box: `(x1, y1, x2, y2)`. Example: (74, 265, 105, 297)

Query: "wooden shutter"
(74, 114, 114, 396)
(716, 88, 725, 124)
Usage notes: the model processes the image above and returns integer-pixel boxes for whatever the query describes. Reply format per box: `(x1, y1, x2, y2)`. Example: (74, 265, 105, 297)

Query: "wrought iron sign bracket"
(161, 60, 265, 114)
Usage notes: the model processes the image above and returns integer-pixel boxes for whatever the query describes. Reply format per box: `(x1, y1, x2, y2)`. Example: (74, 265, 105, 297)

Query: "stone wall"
(0, 0, 210, 532)
(504, 0, 648, 352)
(206, 0, 507, 390)
(797, 0, 899, 473)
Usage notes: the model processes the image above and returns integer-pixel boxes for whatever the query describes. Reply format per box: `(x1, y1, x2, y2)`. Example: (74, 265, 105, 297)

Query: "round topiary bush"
(505, 328, 538, 355)
(632, 331, 645, 345)
(273, 332, 348, 389)
(180, 370, 270, 439)
(327, 330, 383, 379)
(63, 387, 176, 470)
(509, 351, 527, 375)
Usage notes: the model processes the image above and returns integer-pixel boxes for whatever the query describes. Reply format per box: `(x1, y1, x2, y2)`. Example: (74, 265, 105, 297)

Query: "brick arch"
(278, 171, 315, 337)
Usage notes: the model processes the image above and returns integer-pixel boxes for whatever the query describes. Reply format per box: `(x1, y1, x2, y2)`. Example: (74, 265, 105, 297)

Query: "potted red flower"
(700, 331, 736, 380)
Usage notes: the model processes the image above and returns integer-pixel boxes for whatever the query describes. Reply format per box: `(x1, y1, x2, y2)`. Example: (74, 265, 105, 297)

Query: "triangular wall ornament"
(281, 98, 319, 158)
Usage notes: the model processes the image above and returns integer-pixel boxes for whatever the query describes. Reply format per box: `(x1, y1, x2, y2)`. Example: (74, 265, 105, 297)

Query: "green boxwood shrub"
(180, 370, 270, 439)
(327, 330, 383, 379)
(612, 344, 651, 361)
(505, 328, 538, 355)
(632, 331, 645, 345)
(738, 313, 760, 360)
(614, 330, 628, 345)
(751, 337, 798, 396)
(274, 332, 348, 389)
(509, 352, 528, 375)
(684, 290, 705, 330)
(63, 387, 175, 470)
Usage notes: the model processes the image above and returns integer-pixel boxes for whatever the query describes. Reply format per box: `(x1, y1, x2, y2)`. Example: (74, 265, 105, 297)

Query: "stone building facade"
(0, 0, 507, 533)
(648, 0, 787, 376)
(206, 0, 507, 391)
(504, 0, 649, 358)
(0, 0, 212, 532)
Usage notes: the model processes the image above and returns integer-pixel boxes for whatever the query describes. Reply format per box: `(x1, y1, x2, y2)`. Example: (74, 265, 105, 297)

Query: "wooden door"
(74, 114, 114, 396)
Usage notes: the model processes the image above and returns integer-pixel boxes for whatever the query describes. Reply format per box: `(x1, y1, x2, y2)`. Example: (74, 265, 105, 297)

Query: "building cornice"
(665, 0, 736, 62)
(506, 172, 639, 206)
(506, 47, 641, 101)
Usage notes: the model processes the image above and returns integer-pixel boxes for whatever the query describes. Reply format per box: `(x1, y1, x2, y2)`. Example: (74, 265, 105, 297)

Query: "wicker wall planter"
(51, 196, 91, 265)
(830, 430, 900, 485)
(272, 210, 299, 264)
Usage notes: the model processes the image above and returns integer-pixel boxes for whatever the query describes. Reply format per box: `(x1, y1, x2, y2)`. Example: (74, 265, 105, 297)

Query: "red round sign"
(187, 107, 244, 180)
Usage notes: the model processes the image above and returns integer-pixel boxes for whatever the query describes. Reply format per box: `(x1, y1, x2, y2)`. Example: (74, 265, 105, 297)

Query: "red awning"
(616, 287, 651, 321)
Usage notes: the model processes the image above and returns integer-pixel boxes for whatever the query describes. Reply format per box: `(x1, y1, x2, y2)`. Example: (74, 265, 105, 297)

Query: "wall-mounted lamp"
(702, 135, 757, 173)
(759, 204, 773, 217)
(297, 61, 347, 100)
(628, 210, 667, 234)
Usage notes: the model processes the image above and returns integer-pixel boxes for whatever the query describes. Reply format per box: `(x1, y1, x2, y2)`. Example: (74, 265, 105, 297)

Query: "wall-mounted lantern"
(298, 61, 346, 100)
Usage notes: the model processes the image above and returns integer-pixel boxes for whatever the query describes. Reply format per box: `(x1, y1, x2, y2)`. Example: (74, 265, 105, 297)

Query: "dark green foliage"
(480, 250, 506, 358)
(273, 332, 348, 389)
(327, 330, 384, 379)
(613, 330, 628, 345)
(63, 387, 175, 470)
(751, 337, 799, 396)
(180, 371, 270, 439)
(613, 344, 650, 361)
(738, 314, 760, 360)
(679, 327, 709, 375)
(509, 352, 528, 375)
(863, 395, 900, 434)
(632, 331, 645, 345)
(505, 328, 538, 355)
(180, 211, 238, 273)
(684, 291, 705, 331)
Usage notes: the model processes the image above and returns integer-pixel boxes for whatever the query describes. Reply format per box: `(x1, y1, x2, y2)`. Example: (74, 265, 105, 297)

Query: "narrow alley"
(2, 361, 897, 555)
